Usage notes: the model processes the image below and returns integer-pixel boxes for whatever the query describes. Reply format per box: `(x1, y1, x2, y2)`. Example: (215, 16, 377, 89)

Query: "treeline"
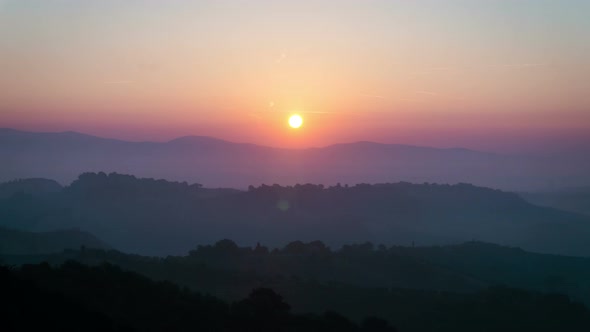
(2, 172, 521, 204)
(2, 261, 397, 332)
(3, 172, 589, 257)
(4, 237, 590, 306)
(188, 239, 590, 298)
(66, 172, 205, 199)
(0, 178, 62, 199)
(0, 250, 590, 332)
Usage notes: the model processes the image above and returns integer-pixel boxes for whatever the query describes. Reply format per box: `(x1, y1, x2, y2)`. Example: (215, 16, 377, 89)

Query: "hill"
(2, 173, 590, 256)
(520, 187, 590, 216)
(3, 245, 590, 331)
(3, 262, 399, 332)
(0, 178, 62, 198)
(6, 240, 587, 306)
(0, 227, 109, 255)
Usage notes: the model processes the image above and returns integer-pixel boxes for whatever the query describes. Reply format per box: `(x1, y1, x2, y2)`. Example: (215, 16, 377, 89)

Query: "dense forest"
(2, 173, 590, 256)
(1, 248, 590, 331)
(2, 262, 398, 332)
(3, 174, 590, 330)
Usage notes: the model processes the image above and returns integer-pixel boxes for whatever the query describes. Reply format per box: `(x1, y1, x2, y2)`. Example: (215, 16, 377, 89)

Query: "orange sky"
(1, 1, 589, 152)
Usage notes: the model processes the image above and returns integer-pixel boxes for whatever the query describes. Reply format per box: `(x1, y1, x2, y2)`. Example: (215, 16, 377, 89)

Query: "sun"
(288, 114, 303, 128)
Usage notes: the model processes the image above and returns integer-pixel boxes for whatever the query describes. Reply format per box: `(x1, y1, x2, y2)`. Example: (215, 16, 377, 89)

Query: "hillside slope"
(1, 173, 590, 256)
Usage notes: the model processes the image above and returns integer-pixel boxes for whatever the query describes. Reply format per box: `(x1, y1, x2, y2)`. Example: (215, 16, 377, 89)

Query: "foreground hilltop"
(4, 242, 590, 332)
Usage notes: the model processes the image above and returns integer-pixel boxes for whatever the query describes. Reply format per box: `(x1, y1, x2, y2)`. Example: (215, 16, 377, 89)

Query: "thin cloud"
(414, 90, 464, 102)
(415, 90, 440, 96)
(411, 63, 547, 76)
(491, 63, 547, 68)
(251, 110, 335, 115)
(410, 66, 456, 76)
(360, 93, 387, 99)
(360, 93, 428, 103)
(104, 80, 134, 85)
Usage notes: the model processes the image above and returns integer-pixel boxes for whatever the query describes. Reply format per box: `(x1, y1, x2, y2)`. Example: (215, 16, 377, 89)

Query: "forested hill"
(1, 172, 590, 256)
(1, 262, 398, 332)
(0, 178, 62, 198)
(0, 227, 109, 255)
(3, 245, 590, 331)
(6, 239, 590, 306)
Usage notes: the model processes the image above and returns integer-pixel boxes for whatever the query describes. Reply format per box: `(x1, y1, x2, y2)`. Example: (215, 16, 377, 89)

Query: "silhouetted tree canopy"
(1, 262, 402, 332)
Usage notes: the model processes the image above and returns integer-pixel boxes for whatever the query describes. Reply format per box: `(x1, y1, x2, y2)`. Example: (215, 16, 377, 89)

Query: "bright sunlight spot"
(288, 114, 303, 129)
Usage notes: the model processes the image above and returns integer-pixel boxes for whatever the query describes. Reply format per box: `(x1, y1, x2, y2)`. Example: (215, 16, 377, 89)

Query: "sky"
(0, 0, 589, 153)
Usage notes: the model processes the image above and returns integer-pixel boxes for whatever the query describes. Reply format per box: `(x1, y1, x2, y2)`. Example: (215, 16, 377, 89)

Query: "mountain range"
(2, 128, 589, 191)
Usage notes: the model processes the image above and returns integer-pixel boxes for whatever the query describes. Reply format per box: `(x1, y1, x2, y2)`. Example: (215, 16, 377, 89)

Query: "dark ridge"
(0, 178, 63, 198)
(2, 172, 590, 257)
(0, 227, 109, 255)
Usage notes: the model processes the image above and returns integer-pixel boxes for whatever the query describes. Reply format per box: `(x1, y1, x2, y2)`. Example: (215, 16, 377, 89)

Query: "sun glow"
(288, 114, 303, 129)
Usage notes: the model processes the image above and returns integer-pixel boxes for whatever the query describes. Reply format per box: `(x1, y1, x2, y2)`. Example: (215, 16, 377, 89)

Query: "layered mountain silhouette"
(2, 172, 590, 256)
(2, 128, 589, 191)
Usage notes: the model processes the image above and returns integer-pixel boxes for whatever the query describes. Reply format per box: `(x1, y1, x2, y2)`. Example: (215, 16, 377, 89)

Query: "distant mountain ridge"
(2, 128, 589, 191)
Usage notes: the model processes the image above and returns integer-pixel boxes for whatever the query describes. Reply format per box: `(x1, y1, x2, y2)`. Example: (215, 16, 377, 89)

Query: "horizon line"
(0, 127, 485, 154)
